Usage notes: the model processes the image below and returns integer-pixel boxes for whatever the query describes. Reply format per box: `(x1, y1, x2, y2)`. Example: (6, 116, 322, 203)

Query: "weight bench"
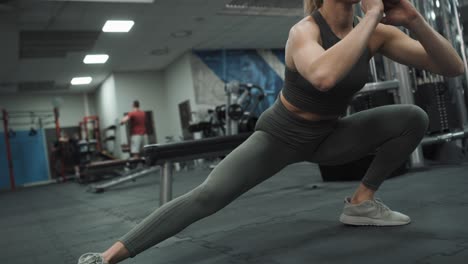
(144, 133, 252, 206)
(90, 166, 160, 193)
(85, 157, 143, 171)
(87, 158, 149, 192)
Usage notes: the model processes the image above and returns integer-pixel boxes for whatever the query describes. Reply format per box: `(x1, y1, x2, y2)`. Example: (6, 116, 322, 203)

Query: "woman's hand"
(381, 0, 420, 27)
(361, 0, 384, 16)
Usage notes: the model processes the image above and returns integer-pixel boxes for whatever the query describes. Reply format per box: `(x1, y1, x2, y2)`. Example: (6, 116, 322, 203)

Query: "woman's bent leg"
(308, 104, 429, 190)
(307, 105, 429, 226)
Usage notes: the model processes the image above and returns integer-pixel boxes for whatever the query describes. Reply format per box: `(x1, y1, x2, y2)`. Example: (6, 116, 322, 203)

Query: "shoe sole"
(340, 214, 411, 226)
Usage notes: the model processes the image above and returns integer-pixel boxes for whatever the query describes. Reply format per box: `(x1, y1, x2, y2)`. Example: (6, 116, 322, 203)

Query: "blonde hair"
(304, 0, 323, 16)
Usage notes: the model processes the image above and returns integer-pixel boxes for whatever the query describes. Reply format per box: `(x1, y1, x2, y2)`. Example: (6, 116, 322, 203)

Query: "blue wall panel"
(194, 49, 284, 111)
(0, 130, 49, 189)
(272, 49, 286, 64)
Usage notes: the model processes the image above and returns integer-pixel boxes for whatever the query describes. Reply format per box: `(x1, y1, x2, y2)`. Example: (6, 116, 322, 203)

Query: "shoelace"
(374, 199, 391, 215)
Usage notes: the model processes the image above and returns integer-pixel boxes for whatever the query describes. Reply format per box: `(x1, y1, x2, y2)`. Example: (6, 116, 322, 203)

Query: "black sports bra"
(282, 9, 372, 115)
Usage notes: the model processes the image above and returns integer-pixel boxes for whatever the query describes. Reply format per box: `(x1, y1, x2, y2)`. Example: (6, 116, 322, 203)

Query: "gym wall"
(0, 94, 94, 131)
(94, 75, 122, 157)
(164, 53, 196, 140)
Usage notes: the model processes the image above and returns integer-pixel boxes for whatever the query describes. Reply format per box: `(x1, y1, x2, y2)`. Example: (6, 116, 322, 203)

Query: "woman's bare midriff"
(280, 92, 339, 121)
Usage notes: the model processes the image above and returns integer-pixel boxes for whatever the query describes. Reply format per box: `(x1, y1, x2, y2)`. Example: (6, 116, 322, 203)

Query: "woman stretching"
(78, 0, 464, 263)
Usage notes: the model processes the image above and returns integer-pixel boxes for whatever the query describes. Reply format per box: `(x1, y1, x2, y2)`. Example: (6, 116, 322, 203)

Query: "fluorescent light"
(84, 54, 109, 64)
(71, 77, 92, 85)
(52, 0, 153, 2)
(102, 20, 135, 32)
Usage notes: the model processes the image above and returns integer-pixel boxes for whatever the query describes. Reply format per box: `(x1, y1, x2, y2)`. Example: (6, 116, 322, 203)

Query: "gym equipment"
(78, 116, 120, 166)
(363, 0, 468, 168)
(1, 108, 61, 190)
(1, 110, 14, 190)
(144, 133, 252, 206)
(347, 80, 400, 115)
(104, 125, 117, 152)
(222, 82, 266, 135)
(90, 166, 160, 193)
(421, 129, 468, 147)
(414, 82, 461, 134)
(189, 83, 265, 139)
(188, 122, 218, 138)
(86, 158, 157, 193)
(80, 158, 145, 183)
(84, 111, 155, 191)
(79, 116, 102, 153)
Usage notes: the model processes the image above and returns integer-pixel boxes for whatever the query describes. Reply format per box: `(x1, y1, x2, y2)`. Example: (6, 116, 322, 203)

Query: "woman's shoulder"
(285, 16, 322, 71)
(288, 15, 321, 43)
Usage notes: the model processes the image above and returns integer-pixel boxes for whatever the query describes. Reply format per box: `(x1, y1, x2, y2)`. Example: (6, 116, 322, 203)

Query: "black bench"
(144, 133, 252, 205)
(85, 157, 143, 171)
(86, 158, 150, 192)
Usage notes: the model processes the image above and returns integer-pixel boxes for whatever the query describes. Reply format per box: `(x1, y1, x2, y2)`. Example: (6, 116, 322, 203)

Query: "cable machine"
(354, 0, 468, 168)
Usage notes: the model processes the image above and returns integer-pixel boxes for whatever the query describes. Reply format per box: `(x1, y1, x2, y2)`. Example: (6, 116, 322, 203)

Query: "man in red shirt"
(120, 100, 147, 158)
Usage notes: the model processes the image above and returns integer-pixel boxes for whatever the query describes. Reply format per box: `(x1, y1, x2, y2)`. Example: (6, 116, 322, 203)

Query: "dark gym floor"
(1, 162, 468, 264)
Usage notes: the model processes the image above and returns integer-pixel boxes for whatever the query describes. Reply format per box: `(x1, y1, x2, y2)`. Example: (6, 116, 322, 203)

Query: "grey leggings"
(119, 98, 429, 257)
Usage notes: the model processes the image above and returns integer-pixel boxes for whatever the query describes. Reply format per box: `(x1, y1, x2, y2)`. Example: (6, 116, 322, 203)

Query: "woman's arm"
(377, 0, 464, 77)
(290, 4, 383, 92)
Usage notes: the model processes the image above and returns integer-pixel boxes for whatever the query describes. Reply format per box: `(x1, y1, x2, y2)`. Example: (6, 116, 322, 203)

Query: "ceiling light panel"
(50, 0, 153, 3)
(102, 20, 135, 32)
(71, 77, 92, 85)
(84, 54, 109, 64)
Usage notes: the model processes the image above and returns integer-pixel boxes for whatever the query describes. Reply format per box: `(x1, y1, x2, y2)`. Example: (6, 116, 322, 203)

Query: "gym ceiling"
(0, 0, 302, 94)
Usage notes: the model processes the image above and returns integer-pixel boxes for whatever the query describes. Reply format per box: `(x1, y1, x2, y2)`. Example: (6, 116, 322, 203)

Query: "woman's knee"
(406, 105, 429, 131)
(191, 183, 237, 214)
(395, 104, 429, 132)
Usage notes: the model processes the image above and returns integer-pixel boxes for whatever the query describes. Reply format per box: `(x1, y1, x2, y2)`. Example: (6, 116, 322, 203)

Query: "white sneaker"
(77, 253, 108, 264)
(340, 197, 411, 226)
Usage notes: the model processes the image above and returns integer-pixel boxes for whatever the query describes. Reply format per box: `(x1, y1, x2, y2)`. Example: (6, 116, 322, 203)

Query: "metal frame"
(90, 166, 159, 193)
(452, 0, 468, 126)
(421, 129, 468, 146)
(82, 116, 102, 152)
(359, 80, 400, 93)
(1, 109, 15, 190)
(393, 63, 426, 168)
(147, 140, 249, 206)
(160, 162, 173, 206)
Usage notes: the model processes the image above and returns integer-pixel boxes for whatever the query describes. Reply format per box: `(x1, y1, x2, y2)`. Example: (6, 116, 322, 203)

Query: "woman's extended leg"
(307, 104, 429, 225)
(101, 131, 299, 263)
